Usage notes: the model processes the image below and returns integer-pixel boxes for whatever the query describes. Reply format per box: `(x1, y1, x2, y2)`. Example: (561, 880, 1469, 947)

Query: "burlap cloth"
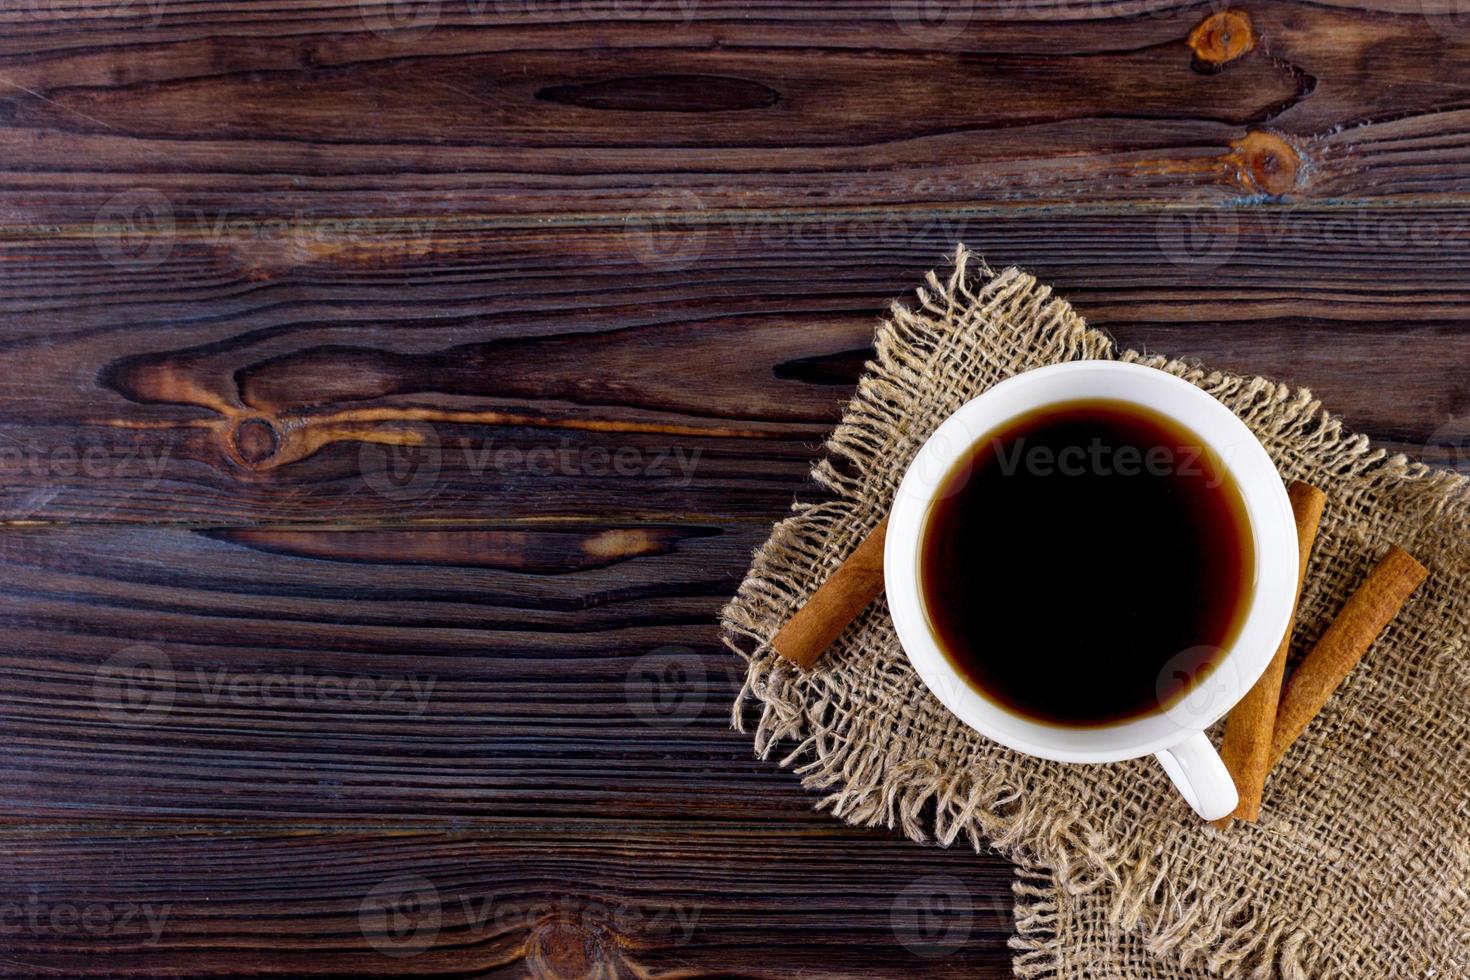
(722, 249, 1470, 978)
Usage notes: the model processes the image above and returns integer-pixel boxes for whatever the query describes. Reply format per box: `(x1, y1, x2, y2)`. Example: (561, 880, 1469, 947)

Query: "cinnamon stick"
(771, 517, 888, 669)
(1212, 482, 1327, 828)
(1268, 544, 1428, 770)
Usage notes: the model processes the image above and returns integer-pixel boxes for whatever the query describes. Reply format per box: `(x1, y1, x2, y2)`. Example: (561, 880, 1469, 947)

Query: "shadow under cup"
(916, 397, 1257, 730)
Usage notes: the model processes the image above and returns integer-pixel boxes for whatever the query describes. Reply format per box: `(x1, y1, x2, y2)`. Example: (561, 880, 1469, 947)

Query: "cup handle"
(1154, 731, 1238, 821)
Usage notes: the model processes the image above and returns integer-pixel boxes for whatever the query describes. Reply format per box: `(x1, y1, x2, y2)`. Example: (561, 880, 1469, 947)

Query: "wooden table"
(2, 2, 1467, 975)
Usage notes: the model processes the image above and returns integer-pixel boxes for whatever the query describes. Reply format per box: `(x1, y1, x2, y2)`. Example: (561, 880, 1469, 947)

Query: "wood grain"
(0, 520, 1018, 974)
(0, 826, 1016, 976)
(0, 521, 778, 820)
(3, 209, 1469, 524)
(6, 4, 1470, 974)
(4, 1, 1470, 224)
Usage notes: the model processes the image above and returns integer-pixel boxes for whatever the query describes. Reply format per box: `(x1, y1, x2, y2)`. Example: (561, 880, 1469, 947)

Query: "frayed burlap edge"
(1010, 861, 1065, 979)
(721, 247, 1470, 978)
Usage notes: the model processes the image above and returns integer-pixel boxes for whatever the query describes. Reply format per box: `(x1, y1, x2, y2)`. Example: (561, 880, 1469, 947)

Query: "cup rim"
(884, 360, 1299, 764)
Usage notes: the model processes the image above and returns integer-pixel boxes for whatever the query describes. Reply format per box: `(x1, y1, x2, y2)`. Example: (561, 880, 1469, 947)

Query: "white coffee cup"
(885, 360, 1298, 820)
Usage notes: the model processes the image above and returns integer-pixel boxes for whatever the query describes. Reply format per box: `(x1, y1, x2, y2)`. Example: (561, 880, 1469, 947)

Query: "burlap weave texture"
(723, 250, 1470, 978)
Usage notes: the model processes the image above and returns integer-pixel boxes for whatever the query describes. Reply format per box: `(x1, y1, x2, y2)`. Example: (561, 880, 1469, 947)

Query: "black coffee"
(918, 399, 1255, 727)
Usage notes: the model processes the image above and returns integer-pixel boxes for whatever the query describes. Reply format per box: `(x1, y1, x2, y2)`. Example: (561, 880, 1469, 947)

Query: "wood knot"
(1188, 10, 1256, 70)
(525, 918, 607, 979)
(231, 418, 280, 466)
(1227, 131, 1302, 197)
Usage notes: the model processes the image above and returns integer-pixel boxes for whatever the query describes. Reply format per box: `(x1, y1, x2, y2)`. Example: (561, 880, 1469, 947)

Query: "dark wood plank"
(3, 208, 1469, 523)
(0, 520, 848, 820)
(7, 11, 1470, 977)
(6, 1, 1470, 223)
(0, 826, 1016, 976)
(0, 520, 1019, 976)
